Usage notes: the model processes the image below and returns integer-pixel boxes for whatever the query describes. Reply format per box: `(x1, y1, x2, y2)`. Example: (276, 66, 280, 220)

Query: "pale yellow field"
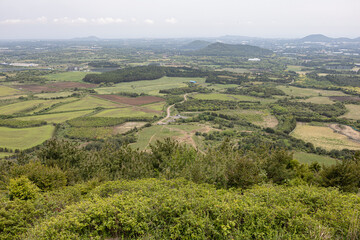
(291, 123, 360, 151)
(341, 104, 360, 120)
(301, 97, 334, 104)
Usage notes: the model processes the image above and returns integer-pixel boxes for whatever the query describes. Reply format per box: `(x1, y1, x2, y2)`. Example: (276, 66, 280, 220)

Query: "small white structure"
(248, 58, 261, 62)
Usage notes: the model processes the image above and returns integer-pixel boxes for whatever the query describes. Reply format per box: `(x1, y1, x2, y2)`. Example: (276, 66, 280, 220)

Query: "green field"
(95, 77, 206, 95)
(0, 125, 55, 150)
(49, 95, 121, 113)
(43, 72, 98, 82)
(94, 107, 159, 118)
(0, 85, 21, 97)
(277, 86, 348, 98)
(290, 123, 360, 151)
(193, 93, 275, 103)
(16, 110, 93, 123)
(341, 104, 360, 120)
(293, 152, 338, 166)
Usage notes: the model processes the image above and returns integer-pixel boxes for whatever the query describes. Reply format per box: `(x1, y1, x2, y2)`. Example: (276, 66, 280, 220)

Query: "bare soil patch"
(329, 96, 360, 102)
(329, 124, 360, 142)
(114, 122, 147, 134)
(95, 95, 164, 106)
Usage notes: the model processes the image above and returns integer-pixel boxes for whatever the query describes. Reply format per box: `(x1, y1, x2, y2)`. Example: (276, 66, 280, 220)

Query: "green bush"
(8, 176, 40, 200)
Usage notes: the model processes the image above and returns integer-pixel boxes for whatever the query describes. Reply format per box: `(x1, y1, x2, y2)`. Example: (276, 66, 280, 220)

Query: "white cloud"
(165, 17, 178, 24)
(91, 17, 124, 25)
(144, 19, 154, 24)
(0, 17, 47, 24)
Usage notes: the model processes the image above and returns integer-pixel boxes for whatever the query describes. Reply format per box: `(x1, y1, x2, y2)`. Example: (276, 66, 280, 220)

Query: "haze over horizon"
(0, 0, 359, 39)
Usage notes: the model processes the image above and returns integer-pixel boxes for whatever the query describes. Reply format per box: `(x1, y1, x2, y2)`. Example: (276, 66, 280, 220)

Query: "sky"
(0, 0, 359, 39)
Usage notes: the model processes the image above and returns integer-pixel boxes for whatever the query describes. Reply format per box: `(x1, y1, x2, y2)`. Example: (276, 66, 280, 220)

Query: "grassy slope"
(94, 107, 159, 118)
(0, 85, 21, 97)
(293, 152, 338, 166)
(341, 104, 360, 120)
(277, 85, 348, 97)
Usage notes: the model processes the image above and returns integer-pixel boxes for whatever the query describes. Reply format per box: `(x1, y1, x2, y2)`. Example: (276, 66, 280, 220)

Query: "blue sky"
(0, 0, 359, 39)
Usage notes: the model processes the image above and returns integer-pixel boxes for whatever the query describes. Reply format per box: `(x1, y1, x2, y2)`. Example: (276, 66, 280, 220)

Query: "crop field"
(300, 96, 334, 104)
(290, 123, 360, 150)
(0, 152, 12, 159)
(277, 86, 348, 98)
(15, 82, 98, 93)
(16, 110, 93, 123)
(0, 85, 21, 97)
(293, 152, 338, 166)
(94, 107, 159, 118)
(95, 95, 165, 106)
(95, 77, 206, 95)
(66, 127, 114, 140)
(0, 125, 55, 150)
(43, 72, 96, 82)
(48, 96, 122, 112)
(341, 104, 360, 120)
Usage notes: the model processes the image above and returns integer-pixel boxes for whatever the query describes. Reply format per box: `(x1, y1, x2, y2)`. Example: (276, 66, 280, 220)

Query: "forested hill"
(83, 66, 209, 84)
(180, 40, 212, 50)
(187, 42, 273, 57)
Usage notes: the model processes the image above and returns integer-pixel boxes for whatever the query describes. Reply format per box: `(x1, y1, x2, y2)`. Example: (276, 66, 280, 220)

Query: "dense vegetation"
(83, 66, 208, 84)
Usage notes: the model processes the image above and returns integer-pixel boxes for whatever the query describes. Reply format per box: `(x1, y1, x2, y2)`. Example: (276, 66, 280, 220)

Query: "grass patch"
(0, 125, 55, 150)
(141, 102, 166, 111)
(95, 77, 206, 95)
(290, 123, 360, 151)
(66, 127, 113, 140)
(293, 152, 338, 166)
(16, 110, 93, 123)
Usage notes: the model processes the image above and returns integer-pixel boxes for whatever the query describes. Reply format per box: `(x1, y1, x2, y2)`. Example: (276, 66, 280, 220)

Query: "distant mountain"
(300, 34, 357, 42)
(71, 36, 101, 41)
(180, 40, 212, 50)
(188, 42, 273, 57)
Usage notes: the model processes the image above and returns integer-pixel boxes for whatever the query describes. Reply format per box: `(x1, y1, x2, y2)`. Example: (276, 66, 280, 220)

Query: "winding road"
(156, 93, 188, 125)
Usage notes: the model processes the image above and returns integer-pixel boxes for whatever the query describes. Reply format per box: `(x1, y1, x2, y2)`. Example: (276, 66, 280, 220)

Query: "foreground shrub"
(26, 178, 360, 240)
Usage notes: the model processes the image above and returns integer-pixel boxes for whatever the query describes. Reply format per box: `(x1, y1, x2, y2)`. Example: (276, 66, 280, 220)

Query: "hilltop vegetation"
(188, 42, 273, 57)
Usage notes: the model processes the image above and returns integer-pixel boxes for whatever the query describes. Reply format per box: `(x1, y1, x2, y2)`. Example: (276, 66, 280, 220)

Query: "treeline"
(0, 119, 47, 128)
(159, 85, 211, 95)
(272, 99, 346, 120)
(225, 85, 285, 98)
(87, 61, 119, 68)
(307, 72, 360, 88)
(83, 66, 209, 84)
(67, 116, 152, 128)
(175, 99, 260, 111)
